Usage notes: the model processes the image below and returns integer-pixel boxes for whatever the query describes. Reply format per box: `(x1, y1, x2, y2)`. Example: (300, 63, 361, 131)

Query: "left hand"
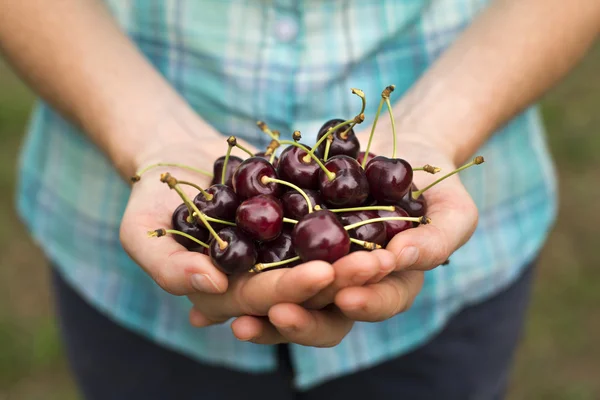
(225, 132, 480, 344)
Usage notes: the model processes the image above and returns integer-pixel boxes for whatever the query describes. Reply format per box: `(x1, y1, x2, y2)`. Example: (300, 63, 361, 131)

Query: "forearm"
(0, 0, 219, 179)
(393, 0, 600, 164)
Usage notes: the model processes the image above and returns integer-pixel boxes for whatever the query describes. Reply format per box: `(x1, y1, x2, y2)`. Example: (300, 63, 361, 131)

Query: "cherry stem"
(315, 205, 395, 213)
(279, 140, 336, 181)
(252, 256, 300, 273)
(131, 163, 212, 183)
(261, 176, 313, 214)
(339, 88, 366, 139)
(192, 212, 236, 227)
(233, 142, 255, 158)
(361, 88, 393, 169)
(264, 139, 280, 157)
(283, 217, 298, 224)
(161, 173, 228, 250)
(349, 238, 382, 250)
(269, 151, 277, 165)
(303, 116, 357, 163)
(344, 215, 430, 231)
(148, 228, 209, 249)
(177, 180, 214, 201)
(323, 134, 333, 161)
(413, 164, 442, 174)
(384, 97, 397, 159)
(221, 139, 235, 186)
(256, 121, 280, 141)
(412, 156, 485, 199)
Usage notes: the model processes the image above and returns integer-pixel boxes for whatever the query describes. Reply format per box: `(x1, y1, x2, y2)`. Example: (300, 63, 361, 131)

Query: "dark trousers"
(51, 263, 536, 400)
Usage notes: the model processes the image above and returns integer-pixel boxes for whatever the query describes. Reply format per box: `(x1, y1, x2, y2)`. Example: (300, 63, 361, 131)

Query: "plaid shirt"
(16, 0, 557, 389)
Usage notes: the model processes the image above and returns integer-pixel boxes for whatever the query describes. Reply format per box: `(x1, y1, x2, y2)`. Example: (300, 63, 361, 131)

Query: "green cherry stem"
(361, 86, 395, 169)
(269, 151, 277, 164)
(339, 88, 366, 139)
(315, 205, 395, 213)
(279, 139, 336, 181)
(131, 163, 212, 183)
(148, 228, 209, 249)
(260, 176, 313, 214)
(252, 256, 301, 273)
(256, 121, 280, 141)
(283, 217, 298, 224)
(344, 215, 430, 231)
(384, 96, 398, 159)
(221, 138, 235, 186)
(227, 136, 254, 157)
(161, 173, 228, 250)
(192, 212, 236, 227)
(350, 238, 382, 250)
(177, 180, 214, 201)
(323, 134, 333, 161)
(413, 164, 442, 174)
(412, 156, 485, 199)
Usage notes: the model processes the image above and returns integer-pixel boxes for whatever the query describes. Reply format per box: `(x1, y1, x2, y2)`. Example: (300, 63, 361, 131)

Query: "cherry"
(211, 155, 243, 188)
(193, 184, 239, 222)
(376, 206, 414, 244)
(171, 203, 209, 249)
(364, 156, 413, 204)
(314, 118, 360, 159)
(235, 194, 284, 242)
(338, 211, 386, 252)
(257, 228, 299, 268)
(291, 209, 350, 263)
(357, 151, 376, 166)
(277, 145, 321, 190)
(254, 151, 279, 168)
(280, 189, 322, 220)
(319, 155, 369, 208)
(209, 227, 257, 275)
(232, 157, 281, 200)
(398, 184, 427, 218)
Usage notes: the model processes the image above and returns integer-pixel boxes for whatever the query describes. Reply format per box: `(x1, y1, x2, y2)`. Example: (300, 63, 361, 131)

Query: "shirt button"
(274, 17, 299, 42)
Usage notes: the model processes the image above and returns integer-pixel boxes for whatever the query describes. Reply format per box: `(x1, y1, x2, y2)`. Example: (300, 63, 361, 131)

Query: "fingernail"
(191, 274, 221, 293)
(397, 247, 419, 269)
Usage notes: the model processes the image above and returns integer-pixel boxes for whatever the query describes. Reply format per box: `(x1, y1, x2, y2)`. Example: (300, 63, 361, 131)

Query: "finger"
(302, 250, 395, 309)
(387, 182, 478, 271)
(187, 260, 335, 322)
(334, 270, 424, 322)
(231, 315, 287, 344)
(189, 307, 228, 328)
(268, 303, 354, 348)
(120, 215, 229, 295)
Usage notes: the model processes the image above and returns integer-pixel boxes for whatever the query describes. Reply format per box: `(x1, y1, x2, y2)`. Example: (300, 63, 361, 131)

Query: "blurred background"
(1, 41, 599, 399)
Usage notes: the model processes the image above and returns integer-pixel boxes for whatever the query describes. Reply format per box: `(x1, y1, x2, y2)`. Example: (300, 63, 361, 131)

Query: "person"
(1, 0, 598, 398)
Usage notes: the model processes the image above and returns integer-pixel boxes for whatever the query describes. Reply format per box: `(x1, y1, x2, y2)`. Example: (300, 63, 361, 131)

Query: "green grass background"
(1, 42, 599, 399)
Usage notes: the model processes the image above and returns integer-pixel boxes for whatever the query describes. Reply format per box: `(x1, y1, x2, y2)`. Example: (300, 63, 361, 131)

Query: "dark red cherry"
(339, 211, 386, 252)
(277, 145, 320, 190)
(398, 184, 427, 218)
(193, 184, 239, 223)
(291, 209, 350, 263)
(235, 194, 284, 242)
(364, 156, 413, 204)
(257, 229, 299, 268)
(232, 157, 281, 200)
(319, 155, 369, 208)
(314, 118, 360, 159)
(209, 227, 257, 275)
(171, 203, 209, 249)
(357, 151, 376, 166)
(211, 155, 243, 188)
(376, 206, 413, 244)
(254, 152, 279, 168)
(280, 189, 322, 220)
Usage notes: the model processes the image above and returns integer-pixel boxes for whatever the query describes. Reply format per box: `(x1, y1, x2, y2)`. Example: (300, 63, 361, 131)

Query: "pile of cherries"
(138, 86, 483, 275)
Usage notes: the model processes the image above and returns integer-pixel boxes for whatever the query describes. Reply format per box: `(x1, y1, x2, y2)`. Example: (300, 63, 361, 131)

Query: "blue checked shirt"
(16, 0, 557, 389)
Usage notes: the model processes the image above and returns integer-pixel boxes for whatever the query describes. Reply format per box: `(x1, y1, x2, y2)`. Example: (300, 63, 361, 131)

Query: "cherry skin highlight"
(398, 183, 427, 218)
(209, 227, 257, 275)
(211, 155, 243, 188)
(235, 194, 284, 242)
(193, 184, 239, 222)
(319, 155, 369, 208)
(277, 145, 321, 190)
(232, 157, 281, 200)
(171, 203, 209, 250)
(339, 210, 386, 251)
(291, 209, 350, 263)
(315, 118, 360, 159)
(280, 189, 322, 220)
(257, 229, 299, 268)
(376, 206, 414, 244)
(364, 156, 413, 204)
